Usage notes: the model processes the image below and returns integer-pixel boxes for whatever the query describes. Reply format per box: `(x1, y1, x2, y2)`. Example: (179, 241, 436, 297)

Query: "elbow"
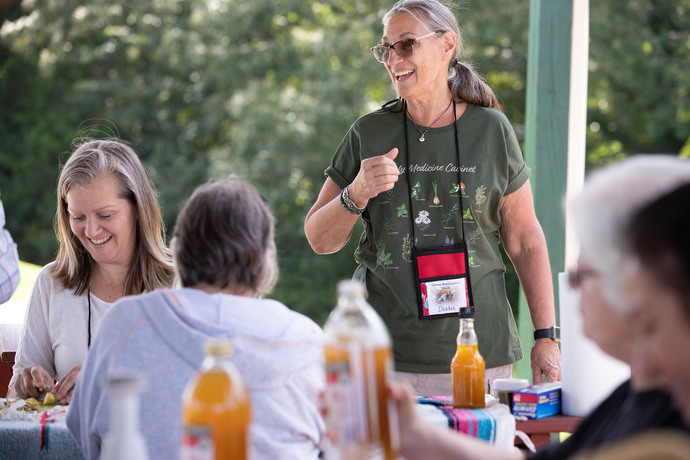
(305, 228, 346, 255)
(505, 240, 549, 269)
(306, 236, 323, 254)
(304, 226, 326, 255)
(304, 211, 351, 254)
(304, 219, 335, 255)
(306, 236, 336, 255)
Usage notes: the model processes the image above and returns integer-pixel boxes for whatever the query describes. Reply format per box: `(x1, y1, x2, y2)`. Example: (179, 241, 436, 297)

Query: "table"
(0, 399, 84, 460)
(516, 415, 583, 449)
(416, 396, 583, 451)
(0, 419, 85, 460)
(416, 396, 516, 449)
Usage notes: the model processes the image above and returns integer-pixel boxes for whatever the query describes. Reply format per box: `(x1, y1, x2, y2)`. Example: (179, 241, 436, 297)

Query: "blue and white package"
(512, 381, 561, 419)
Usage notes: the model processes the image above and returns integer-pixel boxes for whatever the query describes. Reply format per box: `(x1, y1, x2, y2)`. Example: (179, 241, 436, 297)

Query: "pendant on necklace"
(419, 135, 425, 142)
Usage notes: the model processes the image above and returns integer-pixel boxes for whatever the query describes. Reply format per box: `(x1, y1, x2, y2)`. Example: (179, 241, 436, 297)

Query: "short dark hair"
(626, 181, 690, 316)
(172, 176, 277, 295)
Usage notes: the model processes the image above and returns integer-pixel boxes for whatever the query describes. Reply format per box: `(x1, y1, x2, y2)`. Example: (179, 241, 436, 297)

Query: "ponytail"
(383, 0, 502, 110)
(449, 58, 502, 111)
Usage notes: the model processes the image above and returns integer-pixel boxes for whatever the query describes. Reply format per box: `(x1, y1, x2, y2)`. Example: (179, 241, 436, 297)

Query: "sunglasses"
(371, 30, 444, 64)
(567, 268, 600, 290)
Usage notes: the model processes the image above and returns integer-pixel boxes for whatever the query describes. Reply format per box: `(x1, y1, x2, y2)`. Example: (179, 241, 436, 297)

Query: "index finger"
(54, 378, 76, 404)
(54, 364, 81, 403)
(532, 369, 543, 385)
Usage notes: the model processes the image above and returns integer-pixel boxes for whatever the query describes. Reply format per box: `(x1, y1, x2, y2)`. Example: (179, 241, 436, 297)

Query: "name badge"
(421, 278, 469, 316)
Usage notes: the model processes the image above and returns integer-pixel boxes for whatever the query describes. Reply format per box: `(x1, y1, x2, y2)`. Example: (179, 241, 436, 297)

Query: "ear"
(440, 31, 456, 60)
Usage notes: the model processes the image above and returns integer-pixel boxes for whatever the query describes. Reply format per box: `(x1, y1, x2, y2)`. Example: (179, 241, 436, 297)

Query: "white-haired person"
(9, 139, 174, 403)
(388, 155, 690, 460)
(610, 182, 690, 460)
(67, 177, 325, 460)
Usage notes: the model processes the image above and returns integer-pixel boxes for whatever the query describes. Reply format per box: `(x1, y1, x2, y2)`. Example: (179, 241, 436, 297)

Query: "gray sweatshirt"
(67, 288, 325, 460)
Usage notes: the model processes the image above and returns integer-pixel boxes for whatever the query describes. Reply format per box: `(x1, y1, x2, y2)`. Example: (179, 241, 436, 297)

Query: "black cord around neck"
(87, 289, 92, 349)
(403, 100, 466, 244)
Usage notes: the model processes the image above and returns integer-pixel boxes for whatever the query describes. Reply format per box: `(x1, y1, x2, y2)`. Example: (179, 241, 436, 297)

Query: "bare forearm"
(511, 240, 556, 329)
(509, 232, 561, 382)
(306, 150, 399, 254)
(403, 420, 525, 460)
(304, 195, 361, 254)
(499, 181, 556, 329)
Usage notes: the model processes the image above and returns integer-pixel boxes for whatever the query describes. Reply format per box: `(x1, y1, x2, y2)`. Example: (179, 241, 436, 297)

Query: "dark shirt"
(528, 379, 688, 460)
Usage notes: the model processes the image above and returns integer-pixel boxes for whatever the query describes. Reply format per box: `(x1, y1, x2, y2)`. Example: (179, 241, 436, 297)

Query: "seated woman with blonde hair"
(10, 139, 174, 403)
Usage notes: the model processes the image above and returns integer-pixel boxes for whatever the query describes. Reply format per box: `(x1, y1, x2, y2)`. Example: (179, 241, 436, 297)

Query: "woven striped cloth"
(416, 395, 516, 449)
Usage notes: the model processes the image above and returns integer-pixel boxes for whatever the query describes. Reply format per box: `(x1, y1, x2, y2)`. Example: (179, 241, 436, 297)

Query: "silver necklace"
(406, 99, 453, 142)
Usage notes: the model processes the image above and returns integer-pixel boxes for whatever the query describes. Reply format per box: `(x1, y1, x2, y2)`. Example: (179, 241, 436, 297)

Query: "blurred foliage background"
(1, 0, 688, 326)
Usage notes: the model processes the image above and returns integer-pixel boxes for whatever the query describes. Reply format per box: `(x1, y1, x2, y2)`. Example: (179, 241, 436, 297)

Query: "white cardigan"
(10, 263, 112, 387)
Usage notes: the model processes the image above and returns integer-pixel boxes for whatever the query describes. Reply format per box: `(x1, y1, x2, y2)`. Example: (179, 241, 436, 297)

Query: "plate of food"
(0, 393, 68, 421)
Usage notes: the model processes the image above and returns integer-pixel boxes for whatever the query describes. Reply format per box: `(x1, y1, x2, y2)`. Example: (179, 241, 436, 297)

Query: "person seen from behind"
(68, 176, 325, 460)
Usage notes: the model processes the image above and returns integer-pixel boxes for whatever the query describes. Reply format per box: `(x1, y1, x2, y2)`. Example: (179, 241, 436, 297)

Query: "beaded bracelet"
(340, 186, 366, 215)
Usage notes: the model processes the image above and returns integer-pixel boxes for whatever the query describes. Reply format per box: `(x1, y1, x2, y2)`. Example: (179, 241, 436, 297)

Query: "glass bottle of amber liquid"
(451, 308, 486, 409)
(181, 339, 251, 460)
(323, 280, 400, 460)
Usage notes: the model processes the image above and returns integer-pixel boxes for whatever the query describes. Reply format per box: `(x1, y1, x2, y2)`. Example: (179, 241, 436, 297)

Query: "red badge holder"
(412, 244, 475, 320)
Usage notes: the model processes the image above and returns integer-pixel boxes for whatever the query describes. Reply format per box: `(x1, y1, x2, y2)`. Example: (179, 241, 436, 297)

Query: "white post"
(565, 0, 590, 270)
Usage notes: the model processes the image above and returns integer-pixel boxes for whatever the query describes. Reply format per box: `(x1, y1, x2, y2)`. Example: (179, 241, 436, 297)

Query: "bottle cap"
(103, 371, 147, 396)
(204, 338, 233, 357)
(336, 279, 366, 297)
(458, 307, 475, 318)
(492, 378, 530, 392)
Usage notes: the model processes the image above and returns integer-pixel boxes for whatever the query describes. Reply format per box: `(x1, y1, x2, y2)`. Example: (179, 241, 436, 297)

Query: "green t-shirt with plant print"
(326, 100, 530, 373)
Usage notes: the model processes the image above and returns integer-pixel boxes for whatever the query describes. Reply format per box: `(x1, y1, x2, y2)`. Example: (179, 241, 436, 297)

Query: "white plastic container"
(101, 372, 148, 460)
(491, 378, 529, 412)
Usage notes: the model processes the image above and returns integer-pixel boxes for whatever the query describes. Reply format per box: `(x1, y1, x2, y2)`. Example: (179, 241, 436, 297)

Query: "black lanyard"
(402, 100, 467, 246)
(87, 289, 92, 349)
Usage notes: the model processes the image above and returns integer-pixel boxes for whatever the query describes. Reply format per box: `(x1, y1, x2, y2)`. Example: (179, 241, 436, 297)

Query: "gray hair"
(383, 0, 500, 110)
(172, 176, 278, 296)
(569, 155, 690, 307)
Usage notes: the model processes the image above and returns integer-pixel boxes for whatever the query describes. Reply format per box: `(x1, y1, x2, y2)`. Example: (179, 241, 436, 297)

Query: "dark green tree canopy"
(1, 0, 687, 324)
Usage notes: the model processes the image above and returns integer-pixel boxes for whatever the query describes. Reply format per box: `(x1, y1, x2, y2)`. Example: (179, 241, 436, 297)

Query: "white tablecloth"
(0, 399, 84, 460)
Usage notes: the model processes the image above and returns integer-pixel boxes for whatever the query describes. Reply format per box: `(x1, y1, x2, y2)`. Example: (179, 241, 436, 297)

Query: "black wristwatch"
(534, 327, 560, 343)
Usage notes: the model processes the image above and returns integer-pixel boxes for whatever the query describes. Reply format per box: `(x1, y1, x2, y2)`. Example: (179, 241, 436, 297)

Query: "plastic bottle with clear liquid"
(451, 308, 486, 409)
(181, 339, 251, 460)
(322, 279, 400, 460)
(101, 372, 149, 460)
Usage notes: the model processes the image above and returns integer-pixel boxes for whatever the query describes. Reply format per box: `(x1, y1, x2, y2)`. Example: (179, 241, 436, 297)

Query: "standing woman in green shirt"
(305, 0, 560, 395)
